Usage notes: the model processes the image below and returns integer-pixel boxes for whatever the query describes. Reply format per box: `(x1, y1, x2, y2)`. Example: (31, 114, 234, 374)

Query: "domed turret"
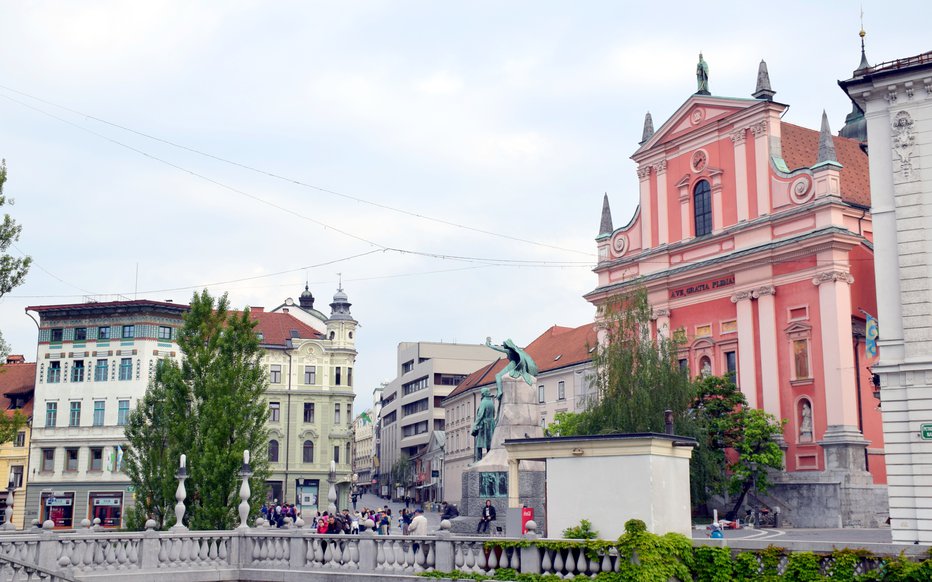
(299, 283, 315, 310)
(329, 287, 354, 321)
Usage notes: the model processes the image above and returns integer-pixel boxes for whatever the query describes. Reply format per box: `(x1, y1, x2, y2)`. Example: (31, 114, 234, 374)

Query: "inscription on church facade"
(669, 275, 735, 299)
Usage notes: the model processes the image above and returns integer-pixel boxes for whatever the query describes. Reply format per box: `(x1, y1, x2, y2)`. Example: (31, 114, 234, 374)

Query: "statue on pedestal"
(471, 387, 496, 461)
(485, 337, 538, 420)
(696, 52, 710, 95)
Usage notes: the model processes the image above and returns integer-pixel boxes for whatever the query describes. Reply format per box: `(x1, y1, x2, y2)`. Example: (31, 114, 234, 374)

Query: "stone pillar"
(357, 527, 378, 572)
(751, 121, 770, 217)
(519, 525, 541, 574)
(655, 160, 668, 245)
(732, 290, 758, 408)
(139, 523, 161, 569)
(813, 270, 867, 471)
(507, 459, 520, 509)
(434, 523, 454, 572)
(754, 286, 781, 418)
(637, 166, 653, 249)
(653, 308, 671, 340)
(732, 129, 750, 222)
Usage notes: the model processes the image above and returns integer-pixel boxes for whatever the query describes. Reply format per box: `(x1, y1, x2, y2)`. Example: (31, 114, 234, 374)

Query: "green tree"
(125, 290, 270, 530)
(0, 159, 31, 443)
(689, 375, 748, 510)
(726, 407, 785, 518)
(551, 287, 694, 435)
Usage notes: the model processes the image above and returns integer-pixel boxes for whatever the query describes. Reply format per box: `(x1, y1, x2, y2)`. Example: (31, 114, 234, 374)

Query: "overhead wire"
(0, 83, 595, 258)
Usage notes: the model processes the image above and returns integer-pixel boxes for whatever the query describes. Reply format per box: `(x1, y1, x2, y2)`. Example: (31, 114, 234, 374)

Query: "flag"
(116, 446, 124, 472)
(360, 412, 372, 425)
(866, 313, 879, 358)
(106, 450, 114, 472)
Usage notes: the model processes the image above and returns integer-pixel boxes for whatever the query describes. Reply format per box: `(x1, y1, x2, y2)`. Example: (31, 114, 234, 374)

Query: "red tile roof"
(242, 307, 323, 346)
(446, 323, 597, 400)
(0, 362, 35, 420)
(780, 122, 871, 207)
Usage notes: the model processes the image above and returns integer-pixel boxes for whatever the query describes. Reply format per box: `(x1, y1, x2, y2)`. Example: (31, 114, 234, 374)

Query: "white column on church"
(752, 121, 770, 217)
(813, 271, 860, 430)
(731, 290, 758, 409)
(638, 166, 652, 249)
(754, 286, 781, 418)
(655, 161, 668, 245)
(732, 129, 750, 222)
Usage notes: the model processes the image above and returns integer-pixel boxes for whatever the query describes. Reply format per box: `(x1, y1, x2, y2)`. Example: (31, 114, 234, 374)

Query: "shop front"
(88, 492, 124, 528)
(40, 491, 75, 529)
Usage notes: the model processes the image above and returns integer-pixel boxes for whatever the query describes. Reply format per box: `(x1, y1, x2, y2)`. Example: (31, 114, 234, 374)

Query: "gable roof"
(242, 308, 324, 346)
(0, 361, 35, 419)
(780, 122, 870, 207)
(446, 323, 597, 400)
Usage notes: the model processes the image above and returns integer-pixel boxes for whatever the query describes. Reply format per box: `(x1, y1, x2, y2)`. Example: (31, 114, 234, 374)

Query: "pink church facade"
(585, 64, 887, 509)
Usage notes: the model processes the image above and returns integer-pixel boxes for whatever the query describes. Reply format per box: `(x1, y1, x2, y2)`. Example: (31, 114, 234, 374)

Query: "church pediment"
(634, 96, 762, 158)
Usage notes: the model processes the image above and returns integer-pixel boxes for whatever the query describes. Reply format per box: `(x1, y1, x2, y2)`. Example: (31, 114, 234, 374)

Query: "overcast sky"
(1, 1, 929, 414)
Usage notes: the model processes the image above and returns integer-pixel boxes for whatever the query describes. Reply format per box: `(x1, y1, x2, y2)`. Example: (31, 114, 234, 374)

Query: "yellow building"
(0, 355, 35, 529)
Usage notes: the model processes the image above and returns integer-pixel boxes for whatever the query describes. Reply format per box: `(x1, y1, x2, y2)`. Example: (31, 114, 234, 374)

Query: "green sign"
(921, 424, 932, 440)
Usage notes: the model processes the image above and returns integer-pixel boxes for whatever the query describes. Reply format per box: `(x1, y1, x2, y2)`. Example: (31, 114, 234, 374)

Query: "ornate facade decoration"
(752, 285, 777, 298)
(650, 308, 672, 320)
(750, 120, 768, 137)
(653, 159, 668, 174)
(811, 270, 855, 286)
(731, 129, 747, 144)
(636, 166, 652, 180)
(690, 150, 708, 173)
(892, 110, 918, 182)
(730, 290, 754, 303)
(789, 175, 814, 204)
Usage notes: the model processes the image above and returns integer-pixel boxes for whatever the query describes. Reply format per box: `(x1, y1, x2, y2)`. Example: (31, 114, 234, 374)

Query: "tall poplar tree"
(125, 290, 270, 530)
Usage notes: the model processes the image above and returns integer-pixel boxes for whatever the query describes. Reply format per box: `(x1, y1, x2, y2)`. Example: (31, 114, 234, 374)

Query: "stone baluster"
(463, 542, 476, 572)
(434, 519, 453, 572)
(520, 521, 541, 574)
(393, 540, 405, 573)
(453, 540, 464, 570)
(172, 454, 188, 531)
(475, 542, 487, 573)
(237, 450, 253, 529)
(553, 548, 564, 577)
(575, 547, 587, 577)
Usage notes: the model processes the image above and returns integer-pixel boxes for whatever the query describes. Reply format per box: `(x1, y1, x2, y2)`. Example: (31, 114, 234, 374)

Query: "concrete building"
(378, 342, 497, 500)
(351, 387, 382, 494)
(0, 354, 34, 528)
(442, 324, 597, 505)
(253, 286, 357, 513)
(24, 299, 188, 529)
(840, 49, 932, 543)
(586, 57, 887, 527)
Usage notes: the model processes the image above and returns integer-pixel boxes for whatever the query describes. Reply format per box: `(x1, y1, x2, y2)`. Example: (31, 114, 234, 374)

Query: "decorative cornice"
(730, 290, 753, 303)
(750, 120, 768, 138)
(752, 285, 776, 298)
(812, 271, 854, 286)
(651, 308, 672, 320)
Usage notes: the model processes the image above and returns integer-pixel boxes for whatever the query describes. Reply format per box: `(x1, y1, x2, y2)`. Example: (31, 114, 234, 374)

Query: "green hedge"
(423, 519, 932, 582)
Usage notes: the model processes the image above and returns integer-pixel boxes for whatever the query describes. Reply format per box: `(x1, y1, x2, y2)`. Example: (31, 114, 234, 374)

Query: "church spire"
(856, 10, 870, 72)
(598, 193, 613, 237)
(815, 111, 840, 167)
(752, 59, 776, 100)
(640, 112, 654, 144)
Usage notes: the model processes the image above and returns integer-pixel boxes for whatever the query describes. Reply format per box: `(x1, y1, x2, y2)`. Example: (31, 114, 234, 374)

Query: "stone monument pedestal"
(451, 376, 547, 535)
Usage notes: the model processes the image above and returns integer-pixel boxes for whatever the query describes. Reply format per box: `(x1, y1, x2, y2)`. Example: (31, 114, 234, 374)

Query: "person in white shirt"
(407, 508, 428, 537)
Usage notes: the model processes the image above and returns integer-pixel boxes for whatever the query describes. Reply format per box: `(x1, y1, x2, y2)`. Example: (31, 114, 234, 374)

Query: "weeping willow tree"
(552, 287, 694, 435)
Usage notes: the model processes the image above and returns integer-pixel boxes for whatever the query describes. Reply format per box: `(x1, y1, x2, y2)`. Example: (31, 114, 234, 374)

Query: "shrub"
(562, 519, 600, 540)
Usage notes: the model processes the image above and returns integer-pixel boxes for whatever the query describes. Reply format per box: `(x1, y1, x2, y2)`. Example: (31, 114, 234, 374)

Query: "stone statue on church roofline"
(485, 337, 539, 418)
(696, 52, 710, 95)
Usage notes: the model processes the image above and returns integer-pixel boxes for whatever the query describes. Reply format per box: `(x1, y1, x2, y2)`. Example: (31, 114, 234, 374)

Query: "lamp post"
(327, 460, 337, 514)
(237, 450, 253, 529)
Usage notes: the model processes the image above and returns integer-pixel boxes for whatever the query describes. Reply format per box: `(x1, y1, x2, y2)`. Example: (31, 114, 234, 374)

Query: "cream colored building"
(442, 324, 596, 505)
(352, 385, 382, 493)
(256, 287, 357, 513)
(378, 342, 497, 499)
(0, 355, 34, 529)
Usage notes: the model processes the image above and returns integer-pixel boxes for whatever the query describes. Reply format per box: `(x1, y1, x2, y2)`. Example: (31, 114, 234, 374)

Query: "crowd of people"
(258, 501, 433, 536)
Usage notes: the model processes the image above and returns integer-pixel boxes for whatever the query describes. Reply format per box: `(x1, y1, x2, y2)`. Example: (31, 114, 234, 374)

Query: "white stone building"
(840, 49, 932, 543)
(351, 385, 382, 494)
(25, 300, 188, 529)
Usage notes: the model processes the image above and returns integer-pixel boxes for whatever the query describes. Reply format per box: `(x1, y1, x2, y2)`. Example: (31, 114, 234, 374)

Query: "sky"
(1, 1, 929, 415)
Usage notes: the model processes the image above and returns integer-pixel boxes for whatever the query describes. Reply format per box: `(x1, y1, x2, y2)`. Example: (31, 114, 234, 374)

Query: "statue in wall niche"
(485, 337, 539, 420)
(799, 401, 813, 442)
(471, 387, 497, 461)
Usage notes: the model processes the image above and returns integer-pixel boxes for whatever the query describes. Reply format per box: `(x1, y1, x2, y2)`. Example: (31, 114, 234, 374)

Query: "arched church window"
(693, 180, 712, 237)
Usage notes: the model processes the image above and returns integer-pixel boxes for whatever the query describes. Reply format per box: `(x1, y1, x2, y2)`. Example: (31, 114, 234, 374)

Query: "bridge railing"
(0, 520, 928, 581)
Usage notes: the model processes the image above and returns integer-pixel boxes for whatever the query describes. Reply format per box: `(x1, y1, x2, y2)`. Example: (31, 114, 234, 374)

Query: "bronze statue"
(696, 52, 710, 95)
(485, 337, 538, 411)
(471, 387, 496, 461)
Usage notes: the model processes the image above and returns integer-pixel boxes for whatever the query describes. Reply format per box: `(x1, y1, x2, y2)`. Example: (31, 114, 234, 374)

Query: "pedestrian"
(351, 511, 360, 534)
(441, 503, 459, 521)
(404, 496, 411, 509)
(476, 500, 496, 534)
(351, 493, 358, 510)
